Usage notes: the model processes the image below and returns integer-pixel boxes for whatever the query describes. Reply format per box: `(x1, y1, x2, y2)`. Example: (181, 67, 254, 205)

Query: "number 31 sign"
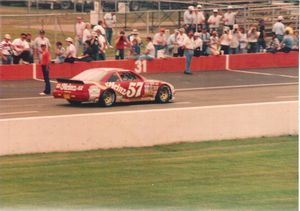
(134, 60, 147, 73)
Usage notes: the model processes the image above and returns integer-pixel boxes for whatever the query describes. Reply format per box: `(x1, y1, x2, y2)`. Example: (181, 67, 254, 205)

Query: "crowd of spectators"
(0, 5, 299, 65)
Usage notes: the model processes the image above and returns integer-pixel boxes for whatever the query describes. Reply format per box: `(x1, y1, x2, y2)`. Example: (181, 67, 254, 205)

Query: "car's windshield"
(72, 69, 108, 82)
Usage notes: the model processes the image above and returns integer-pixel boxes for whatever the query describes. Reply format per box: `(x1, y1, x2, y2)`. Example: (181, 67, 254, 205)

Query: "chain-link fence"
(0, 2, 298, 59)
(1, 5, 298, 38)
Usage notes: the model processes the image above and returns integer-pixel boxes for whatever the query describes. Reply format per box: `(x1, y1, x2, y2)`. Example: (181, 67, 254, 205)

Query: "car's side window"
(107, 73, 120, 82)
(120, 72, 138, 81)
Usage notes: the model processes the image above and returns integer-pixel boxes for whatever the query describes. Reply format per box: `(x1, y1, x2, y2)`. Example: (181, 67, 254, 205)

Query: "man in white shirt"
(26, 33, 34, 63)
(139, 37, 155, 60)
(200, 28, 210, 55)
(12, 33, 31, 64)
(129, 29, 142, 45)
(176, 28, 188, 57)
(64, 37, 77, 63)
(208, 31, 220, 55)
(223, 6, 238, 30)
(82, 23, 92, 44)
(208, 9, 222, 34)
(272, 16, 285, 42)
(33, 30, 51, 63)
(75, 16, 86, 50)
(193, 32, 203, 57)
(220, 27, 232, 54)
(184, 6, 194, 33)
(183, 32, 195, 75)
(93, 20, 106, 36)
(193, 5, 206, 32)
(153, 28, 167, 58)
(104, 12, 116, 46)
(95, 29, 107, 60)
(230, 24, 241, 54)
(0, 34, 13, 64)
(247, 25, 260, 53)
(167, 29, 179, 56)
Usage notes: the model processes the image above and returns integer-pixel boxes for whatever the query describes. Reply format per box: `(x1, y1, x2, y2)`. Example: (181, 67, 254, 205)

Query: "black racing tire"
(155, 85, 172, 103)
(99, 89, 116, 107)
(67, 100, 82, 106)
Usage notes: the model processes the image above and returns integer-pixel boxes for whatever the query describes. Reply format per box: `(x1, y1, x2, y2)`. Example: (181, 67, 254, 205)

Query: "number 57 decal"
(127, 82, 143, 98)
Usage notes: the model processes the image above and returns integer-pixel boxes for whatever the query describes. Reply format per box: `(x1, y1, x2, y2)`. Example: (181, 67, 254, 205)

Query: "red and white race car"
(53, 68, 175, 106)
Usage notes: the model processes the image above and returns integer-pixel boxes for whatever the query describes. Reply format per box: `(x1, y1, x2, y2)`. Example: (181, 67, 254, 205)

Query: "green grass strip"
(0, 136, 298, 210)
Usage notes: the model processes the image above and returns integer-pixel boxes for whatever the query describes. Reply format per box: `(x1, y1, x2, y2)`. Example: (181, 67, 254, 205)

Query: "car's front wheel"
(99, 89, 116, 107)
(155, 85, 171, 103)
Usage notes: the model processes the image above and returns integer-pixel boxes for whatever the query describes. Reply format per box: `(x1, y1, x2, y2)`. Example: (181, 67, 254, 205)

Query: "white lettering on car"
(105, 82, 127, 96)
(127, 82, 143, 98)
(57, 83, 84, 91)
(105, 82, 144, 98)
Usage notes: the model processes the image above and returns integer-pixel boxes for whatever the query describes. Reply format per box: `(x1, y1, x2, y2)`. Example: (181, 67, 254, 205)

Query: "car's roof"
(72, 68, 145, 82)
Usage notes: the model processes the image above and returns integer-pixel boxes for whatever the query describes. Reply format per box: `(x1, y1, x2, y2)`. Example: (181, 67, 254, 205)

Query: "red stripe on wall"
(0, 52, 298, 80)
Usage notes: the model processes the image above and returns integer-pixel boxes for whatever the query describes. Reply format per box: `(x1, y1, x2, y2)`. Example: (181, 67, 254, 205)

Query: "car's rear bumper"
(53, 90, 90, 102)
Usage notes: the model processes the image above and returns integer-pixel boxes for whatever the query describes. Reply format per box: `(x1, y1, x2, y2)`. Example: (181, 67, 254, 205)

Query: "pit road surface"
(0, 67, 298, 119)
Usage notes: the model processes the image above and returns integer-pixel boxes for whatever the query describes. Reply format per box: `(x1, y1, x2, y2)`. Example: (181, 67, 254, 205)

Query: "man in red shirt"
(115, 31, 129, 60)
(40, 44, 51, 96)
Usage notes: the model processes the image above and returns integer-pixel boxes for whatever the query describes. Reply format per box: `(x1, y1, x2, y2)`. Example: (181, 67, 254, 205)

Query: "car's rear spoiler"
(56, 78, 84, 84)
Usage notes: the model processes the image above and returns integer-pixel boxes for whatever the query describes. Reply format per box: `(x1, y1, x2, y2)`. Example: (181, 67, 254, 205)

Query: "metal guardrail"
(1, 4, 298, 44)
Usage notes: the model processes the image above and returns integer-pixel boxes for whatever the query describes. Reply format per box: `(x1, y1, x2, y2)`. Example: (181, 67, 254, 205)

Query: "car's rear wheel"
(99, 89, 116, 107)
(155, 85, 171, 103)
(67, 100, 82, 106)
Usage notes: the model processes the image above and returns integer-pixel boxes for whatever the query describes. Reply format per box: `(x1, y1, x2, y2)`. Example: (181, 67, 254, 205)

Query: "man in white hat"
(95, 28, 107, 60)
(166, 29, 179, 56)
(184, 6, 195, 33)
(272, 16, 285, 42)
(183, 31, 195, 75)
(64, 37, 77, 63)
(230, 24, 241, 54)
(193, 32, 203, 57)
(176, 28, 188, 57)
(223, 5, 238, 30)
(153, 28, 167, 58)
(0, 34, 13, 64)
(12, 33, 31, 64)
(208, 9, 222, 34)
(75, 16, 86, 50)
(33, 30, 51, 63)
(193, 5, 206, 32)
(200, 28, 210, 55)
(103, 12, 116, 47)
(129, 29, 142, 46)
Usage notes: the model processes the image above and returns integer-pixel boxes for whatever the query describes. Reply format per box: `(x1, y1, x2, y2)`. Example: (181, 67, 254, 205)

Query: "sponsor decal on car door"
(126, 82, 144, 98)
(105, 81, 144, 98)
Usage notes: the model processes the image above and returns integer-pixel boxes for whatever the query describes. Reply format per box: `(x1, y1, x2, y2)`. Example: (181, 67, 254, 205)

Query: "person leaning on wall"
(0, 34, 13, 64)
(64, 37, 77, 63)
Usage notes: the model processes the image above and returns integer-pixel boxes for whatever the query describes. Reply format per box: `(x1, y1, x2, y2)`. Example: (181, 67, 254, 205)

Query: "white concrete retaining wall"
(0, 101, 298, 156)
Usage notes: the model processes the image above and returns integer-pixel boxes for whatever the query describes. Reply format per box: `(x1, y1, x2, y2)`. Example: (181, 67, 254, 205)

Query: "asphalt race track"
(0, 67, 298, 119)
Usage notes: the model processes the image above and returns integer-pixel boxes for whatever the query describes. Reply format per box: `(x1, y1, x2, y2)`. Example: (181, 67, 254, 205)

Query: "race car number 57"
(127, 82, 143, 98)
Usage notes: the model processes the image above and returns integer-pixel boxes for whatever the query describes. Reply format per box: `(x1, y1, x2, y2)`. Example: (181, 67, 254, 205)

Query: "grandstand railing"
(1, 4, 298, 45)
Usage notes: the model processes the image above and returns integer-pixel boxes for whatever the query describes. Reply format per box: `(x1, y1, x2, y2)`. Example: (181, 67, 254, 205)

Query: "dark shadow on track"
(56, 101, 173, 108)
